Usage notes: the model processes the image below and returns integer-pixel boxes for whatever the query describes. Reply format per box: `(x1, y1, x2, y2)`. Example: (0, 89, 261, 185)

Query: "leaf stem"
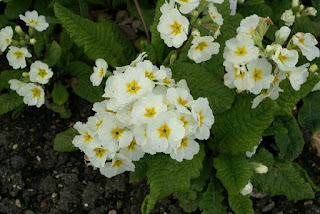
(134, 0, 151, 43)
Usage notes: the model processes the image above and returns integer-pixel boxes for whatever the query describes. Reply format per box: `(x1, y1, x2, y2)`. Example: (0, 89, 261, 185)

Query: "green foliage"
(238, 2, 273, 17)
(298, 91, 320, 132)
(33, 31, 46, 58)
(52, 82, 69, 105)
(0, 15, 9, 29)
(0, 70, 23, 89)
(4, 0, 32, 19)
(50, 103, 72, 118)
(129, 154, 150, 183)
(250, 148, 275, 167)
(54, 128, 78, 152)
(126, 0, 155, 30)
(312, 0, 320, 21)
(43, 41, 62, 67)
(265, 0, 291, 23)
(140, 41, 157, 64)
(66, 61, 104, 103)
(0, 92, 24, 115)
(274, 115, 305, 159)
(276, 72, 320, 115)
(199, 178, 227, 214)
(169, 62, 235, 115)
(141, 144, 205, 214)
(292, 17, 318, 37)
(212, 95, 277, 155)
(214, 155, 252, 194)
(262, 120, 288, 136)
(228, 194, 254, 214)
(54, 3, 136, 68)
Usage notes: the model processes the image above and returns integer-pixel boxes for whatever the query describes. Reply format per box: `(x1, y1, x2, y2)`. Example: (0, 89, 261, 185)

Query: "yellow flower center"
(37, 68, 48, 79)
(145, 71, 155, 80)
(278, 52, 288, 64)
(234, 46, 248, 56)
(112, 159, 124, 168)
(94, 148, 107, 158)
(96, 120, 103, 129)
(253, 68, 263, 82)
(127, 140, 137, 151)
(99, 67, 104, 78)
(199, 111, 204, 127)
(179, 116, 189, 127)
(30, 19, 39, 26)
(144, 106, 156, 118)
(273, 75, 279, 84)
(110, 126, 124, 139)
(157, 123, 172, 139)
(177, 97, 188, 106)
(178, 137, 189, 150)
(30, 87, 42, 98)
(195, 42, 208, 52)
(299, 37, 305, 45)
(163, 77, 172, 85)
(14, 51, 24, 59)
(178, 0, 189, 2)
(170, 21, 182, 35)
(105, 109, 117, 114)
(83, 131, 93, 142)
(5, 38, 9, 44)
(234, 67, 245, 79)
(126, 80, 141, 94)
(144, 129, 147, 138)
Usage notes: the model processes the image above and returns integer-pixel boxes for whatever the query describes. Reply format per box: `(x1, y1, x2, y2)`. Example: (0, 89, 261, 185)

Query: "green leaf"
(50, 103, 72, 118)
(126, 0, 155, 30)
(66, 61, 104, 103)
(4, 0, 32, 19)
(141, 144, 205, 214)
(298, 91, 320, 132)
(265, 0, 291, 23)
(43, 41, 62, 67)
(274, 115, 305, 158)
(0, 70, 24, 89)
(292, 17, 318, 36)
(33, 31, 46, 58)
(140, 41, 157, 64)
(276, 72, 320, 115)
(129, 154, 151, 183)
(214, 155, 252, 194)
(212, 95, 277, 155)
(262, 120, 288, 136)
(54, 128, 78, 152)
(312, 0, 320, 21)
(228, 194, 254, 214)
(169, 62, 235, 114)
(0, 92, 24, 115)
(199, 178, 227, 214)
(54, 3, 136, 68)
(52, 82, 69, 105)
(238, 3, 273, 17)
(0, 15, 9, 29)
(250, 147, 275, 167)
(252, 157, 315, 200)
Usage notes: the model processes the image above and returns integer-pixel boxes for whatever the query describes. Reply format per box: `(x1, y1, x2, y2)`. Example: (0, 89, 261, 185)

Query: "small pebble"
(108, 210, 117, 214)
(58, 184, 63, 188)
(84, 203, 89, 207)
(262, 201, 275, 212)
(51, 193, 57, 198)
(304, 200, 314, 206)
(15, 199, 21, 208)
(36, 156, 41, 162)
(12, 144, 18, 150)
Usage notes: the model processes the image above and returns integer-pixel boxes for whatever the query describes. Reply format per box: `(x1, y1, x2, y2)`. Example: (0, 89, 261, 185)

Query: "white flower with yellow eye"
(158, 65, 175, 86)
(272, 46, 298, 71)
(0, 26, 13, 52)
(281, 9, 295, 26)
(29, 61, 53, 84)
(188, 36, 220, 63)
(86, 113, 108, 135)
(175, 79, 190, 92)
(286, 63, 310, 91)
(223, 61, 254, 91)
(133, 125, 157, 155)
(247, 58, 274, 95)
(174, 111, 198, 136)
(99, 154, 135, 178)
(90, 59, 108, 86)
(131, 93, 167, 125)
(167, 87, 193, 114)
(136, 60, 166, 82)
(8, 79, 23, 95)
(19, 10, 49, 32)
(293, 33, 320, 61)
(98, 116, 133, 152)
(191, 98, 214, 140)
(207, 3, 223, 25)
(19, 83, 44, 107)
(119, 139, 145, 161)
(174, 0, 200, 14)
(223, 33, 259, 64)
(116, 102, 134, 126)
(6, 46, 32, 69)
(86, 146, 115, 168)
(92, 100, 117, 116)
(170, 135, 200, 162)
(237, 14, 259, 36)
(147, 111, 185, 152)
(73, 122, 100, 151)
(114, 52, 147, 74)
(157, 9, 189, 48)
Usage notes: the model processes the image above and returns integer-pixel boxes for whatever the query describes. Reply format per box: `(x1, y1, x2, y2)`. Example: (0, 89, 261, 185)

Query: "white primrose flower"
(223, 61, 254, 91)
(90, 58, 108, 86)
(86, 113, 109, 135)
(158, 65, 176, 87)
(229, 0, 237, 15)
(271, 46, 298, 71)
(136, 60, 166, 82)
(73, 122, 100, 151)
(19, 10, 49, 32)
(174, 111, 198, 136)
(286, 63, 310, 91)
(0, 26, 13, 52)
(99, 154, 135, 178)
(301, 7, 317, 17)
(119, 139, 145, 161)
(170, 136, 200, 162)
(166, 87, 193, 114)
(281, 9, 295, 26)
(188, 36, 220, 63)
(6, 46, 32, 69)
(133, 125, 157, 155)
(8, 79, 23, 95)
(240, 181, 253, 196)
(116, 102, 134, 126)
(247, 58, 274, 95)
(157, 9, 189, 48)
(275, 26, 291, 45)
(246, 145, 258, 157)
(293, 33, 320, 61)
(223, 33, 259, 65)
(191, 97, 214, 140)
(147, 111, 185, 153)
(29, 61, 53, 84)
(175, 79, 190, 92)
(207, 3, 223, 26)
(254, 163, 268, 174)
(206, 0, 224, 3)
(114, 52, 147, 74)
(92, 100, 117, 116)
(86, 146, 115, 168)
(174, 0, 200, 14)
(237, 14, 259, 36)
(131, 93, 167, 125)
(160, 0, 177, 13)
(19, 83, 45, 107)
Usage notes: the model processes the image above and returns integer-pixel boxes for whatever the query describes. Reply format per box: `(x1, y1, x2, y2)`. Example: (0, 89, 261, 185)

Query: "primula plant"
(1, 0, 320, 213)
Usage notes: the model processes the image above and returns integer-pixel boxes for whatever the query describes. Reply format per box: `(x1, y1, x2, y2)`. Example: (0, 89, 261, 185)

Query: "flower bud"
(298, 4, 305, 12)
(191, 29, 200, 38)
(240, 182, 253, 196)
(281, 9, 295, 26)
(237, 0, 245, 3)
(170, 53, 177, 64)
(310, 64, 318, 73)
(15, 25, 24, 36)
(292, 0, 299, 8)
(254, 163, 268, 174)
(264, 44, 281, 57)
(22, 72, 29, 78)
(275, 26, 291, 45)
(29, 38, 37, 45)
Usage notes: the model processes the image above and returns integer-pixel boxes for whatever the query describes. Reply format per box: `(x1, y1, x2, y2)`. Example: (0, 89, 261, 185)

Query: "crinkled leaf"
(292, 17, 318, 37)
(141, 144, 205, 214)
(250, 147, 275, 167)
(228, 194, 254, 214)
(298, 91, 320, 132)
(50, 103, 72, 118)
(43, 41, 62, 67)
(54, 128, 78, 152)
(129, 154, 151, 183)
(169, 62, 235, 114)
(274, 115, 305, 158)
(4, 0, 32, 19)
(213, 155, 252, 194)
(33, 31, 46, 58)
(0, 70, 24, 89)
(262, 119, 288, 136)
(52, 82, 69, 105)
(212, 95, 277, 155)
(238, 3, 273, 18)
(0, 92, 24, 115)
(140, 41, 157, 64)
(265, 0, 291, 23)
(54, 3, 136, 68)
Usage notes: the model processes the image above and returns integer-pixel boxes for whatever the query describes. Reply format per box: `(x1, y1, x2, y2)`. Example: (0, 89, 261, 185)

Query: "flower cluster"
(72, 53, 214, 178)
(1, 10, 50, 108)
(157, 0, 224, 63)
(222, 13, 320, 108)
